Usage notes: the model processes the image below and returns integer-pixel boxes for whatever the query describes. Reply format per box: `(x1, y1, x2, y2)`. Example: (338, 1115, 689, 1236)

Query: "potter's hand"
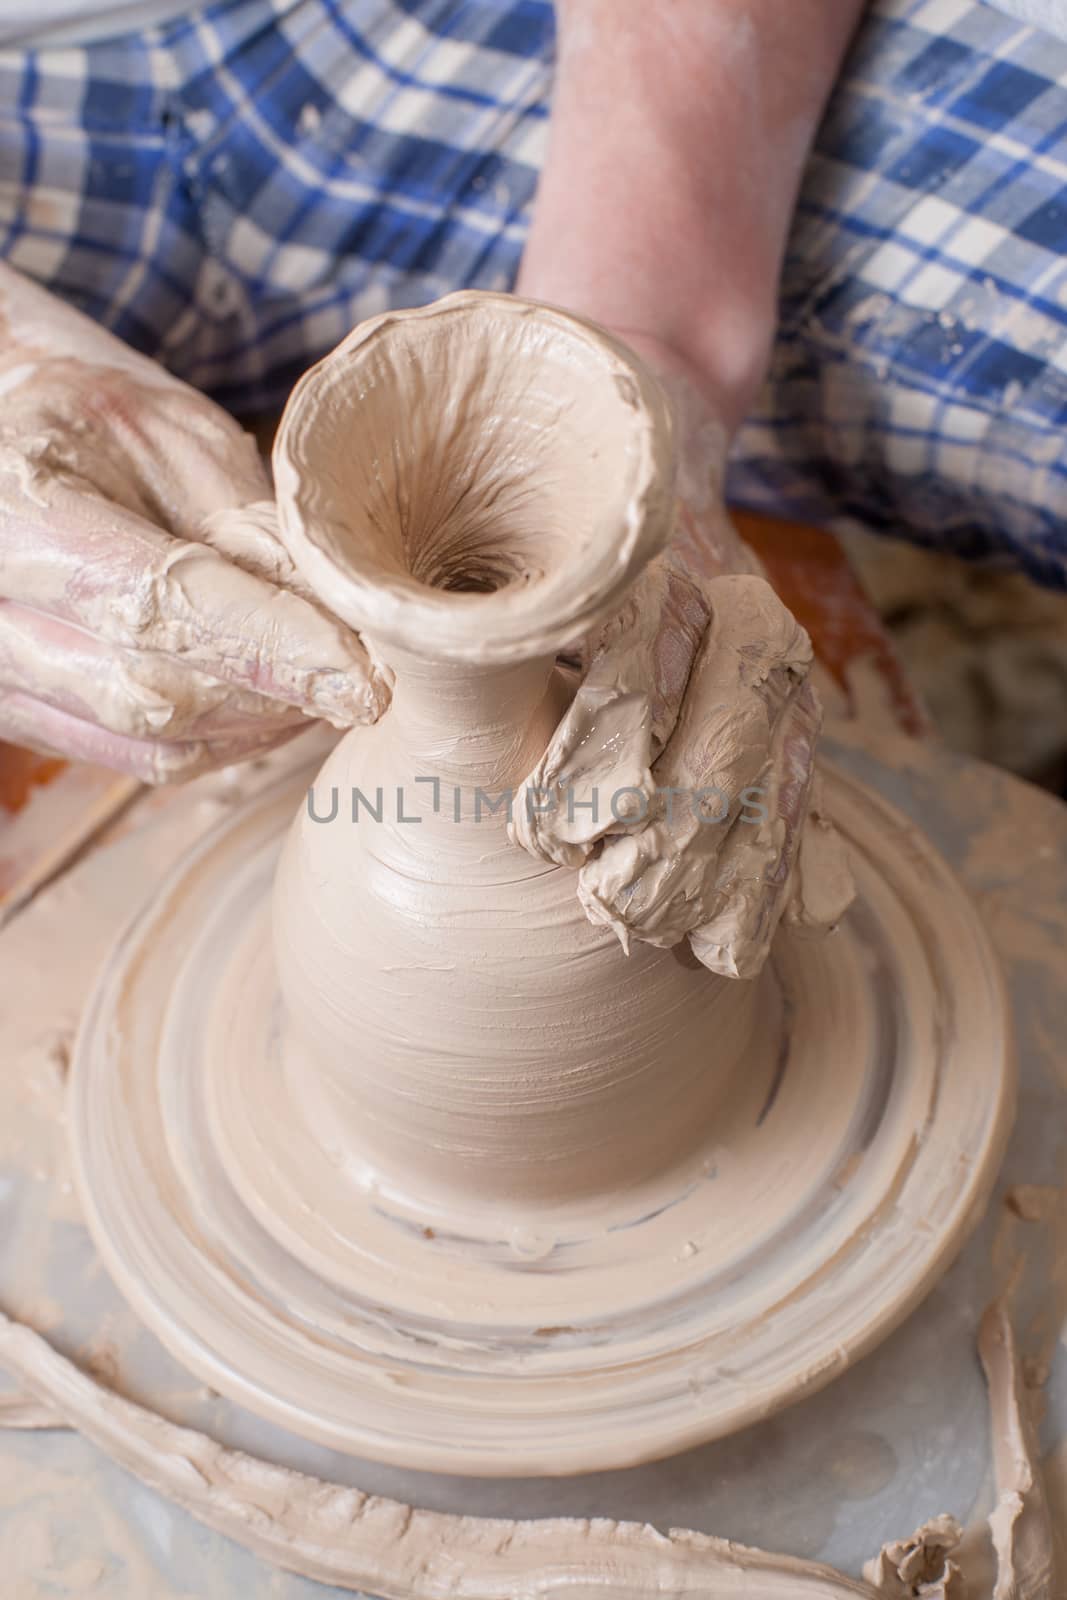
(0, 266, 387, 782)
(510, 366, 853, 979)
(510, 0, 864, 973)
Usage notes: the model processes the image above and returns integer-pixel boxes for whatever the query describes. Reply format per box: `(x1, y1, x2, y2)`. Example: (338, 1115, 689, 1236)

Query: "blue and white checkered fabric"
(0, 0, 555, 408)
(1, 0, 1065, 581)
(732, 0, 1067, 586)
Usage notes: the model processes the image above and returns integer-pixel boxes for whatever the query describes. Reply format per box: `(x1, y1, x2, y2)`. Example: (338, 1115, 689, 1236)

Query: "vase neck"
(371, 643, 566, 794)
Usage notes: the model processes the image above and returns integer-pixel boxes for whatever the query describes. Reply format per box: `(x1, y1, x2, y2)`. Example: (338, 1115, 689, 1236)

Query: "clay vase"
(271, 293, 769, 1218)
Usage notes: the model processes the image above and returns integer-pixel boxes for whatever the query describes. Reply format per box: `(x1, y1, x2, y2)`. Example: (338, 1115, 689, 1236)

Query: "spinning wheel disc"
(69, 754, 1013, 1476)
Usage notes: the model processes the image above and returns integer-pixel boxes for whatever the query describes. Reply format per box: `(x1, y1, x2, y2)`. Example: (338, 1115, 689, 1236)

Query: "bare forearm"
(518, 0, 865, 426)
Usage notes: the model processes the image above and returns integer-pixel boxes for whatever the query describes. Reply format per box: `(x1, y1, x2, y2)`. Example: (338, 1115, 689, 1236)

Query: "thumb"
(199, 499, 323, 605)
(193, 500, 394, 727)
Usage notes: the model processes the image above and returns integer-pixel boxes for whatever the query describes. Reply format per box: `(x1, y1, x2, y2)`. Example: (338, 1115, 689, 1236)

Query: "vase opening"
(273, 292, 677, 665)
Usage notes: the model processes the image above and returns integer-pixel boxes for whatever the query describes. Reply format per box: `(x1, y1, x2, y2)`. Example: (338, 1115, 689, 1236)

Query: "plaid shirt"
(1, 0, 1065, 581)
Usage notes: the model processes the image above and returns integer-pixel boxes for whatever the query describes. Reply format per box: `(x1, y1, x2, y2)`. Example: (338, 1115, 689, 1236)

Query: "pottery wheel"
(68, 755, 1013, 1477)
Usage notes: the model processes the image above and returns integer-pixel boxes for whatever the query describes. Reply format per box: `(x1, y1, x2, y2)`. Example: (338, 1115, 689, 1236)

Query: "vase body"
(269, 291, 767, 1216)
(274, 650, 763, 1210)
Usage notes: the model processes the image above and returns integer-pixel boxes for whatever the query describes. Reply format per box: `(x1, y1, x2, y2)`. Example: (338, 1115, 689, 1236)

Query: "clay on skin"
(0, 262, 386, 765)
(573, 572, 828, 975)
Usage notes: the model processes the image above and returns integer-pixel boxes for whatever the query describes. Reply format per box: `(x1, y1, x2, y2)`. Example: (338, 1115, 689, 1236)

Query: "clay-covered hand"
(510, 364, 853, 979)
(0, 266, 388, 782)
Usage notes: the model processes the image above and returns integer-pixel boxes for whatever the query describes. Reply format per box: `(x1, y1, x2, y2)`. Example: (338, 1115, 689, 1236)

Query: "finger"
(0, 599, 308, 743)
(576, 575, 816, 977)
(0, 488, 389, 728)
(510, 554, 711, 867)
(782, 772, 856, 936)
(687, 678, 822, 977)
(197, 503, 399, 721)
(197, 501, 322, 603)
(509, 562, 663, 868)
(0, 691, 302, 784)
